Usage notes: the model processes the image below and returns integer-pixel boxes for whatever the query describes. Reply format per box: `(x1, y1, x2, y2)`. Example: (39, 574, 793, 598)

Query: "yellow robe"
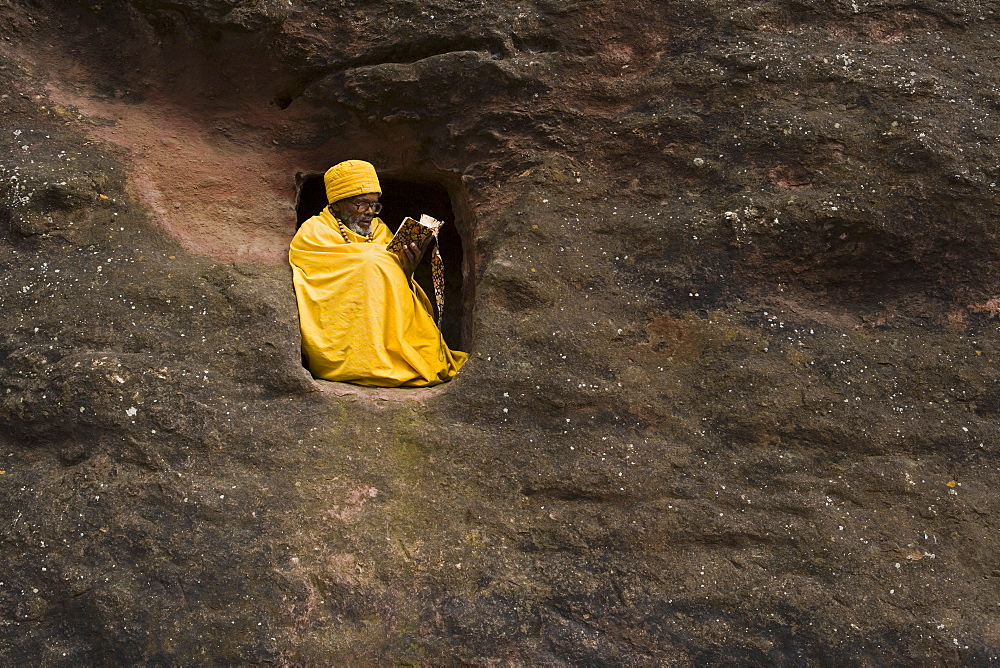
(289, 209, 468, 387)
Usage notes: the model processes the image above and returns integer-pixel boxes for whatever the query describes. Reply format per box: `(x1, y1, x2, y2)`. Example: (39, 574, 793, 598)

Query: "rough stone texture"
(3, 0, 1000, 663)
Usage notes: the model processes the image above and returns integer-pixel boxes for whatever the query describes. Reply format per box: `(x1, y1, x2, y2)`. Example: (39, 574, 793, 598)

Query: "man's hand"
(395, 241, 424, 276)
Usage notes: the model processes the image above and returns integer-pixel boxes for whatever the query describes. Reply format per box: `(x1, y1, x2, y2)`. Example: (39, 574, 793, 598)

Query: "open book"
(386, 214, 443, 255)
(386, 214, 447, 327)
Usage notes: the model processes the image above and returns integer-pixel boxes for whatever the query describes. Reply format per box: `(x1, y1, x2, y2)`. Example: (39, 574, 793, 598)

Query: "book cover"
(386, 214, 442, 254)
(386, 214, 447, 326)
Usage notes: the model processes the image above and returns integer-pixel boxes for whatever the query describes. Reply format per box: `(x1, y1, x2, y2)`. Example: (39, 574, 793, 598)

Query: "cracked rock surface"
(2, 0, 1000, 663)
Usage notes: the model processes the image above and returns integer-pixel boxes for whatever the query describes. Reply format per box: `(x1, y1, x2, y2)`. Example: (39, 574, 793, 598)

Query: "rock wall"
(2, 0, 1000, 662)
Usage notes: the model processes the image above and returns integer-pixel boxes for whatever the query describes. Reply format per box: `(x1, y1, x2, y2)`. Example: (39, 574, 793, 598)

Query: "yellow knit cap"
(324, 160, 381, 204)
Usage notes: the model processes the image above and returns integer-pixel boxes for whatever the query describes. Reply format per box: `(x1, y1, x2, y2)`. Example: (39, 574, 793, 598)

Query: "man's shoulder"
(292, 214, 338, 247)
(370, 218, 393, 244)
(303, 211, 328, 227)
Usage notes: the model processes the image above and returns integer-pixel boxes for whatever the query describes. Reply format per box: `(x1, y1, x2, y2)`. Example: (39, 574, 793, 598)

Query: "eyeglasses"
(350, 200, 382, 214)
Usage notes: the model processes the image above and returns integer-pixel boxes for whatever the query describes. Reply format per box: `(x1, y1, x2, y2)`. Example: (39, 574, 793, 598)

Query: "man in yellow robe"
(289, 160, 468, 387)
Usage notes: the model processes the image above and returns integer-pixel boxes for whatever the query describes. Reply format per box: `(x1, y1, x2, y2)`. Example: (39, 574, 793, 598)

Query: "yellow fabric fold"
(289, 208, 468, 387)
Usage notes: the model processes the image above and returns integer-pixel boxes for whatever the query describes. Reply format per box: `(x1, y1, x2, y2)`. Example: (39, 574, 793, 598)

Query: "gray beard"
(345, 220, 371, 235)
(332, 208, 372, 236)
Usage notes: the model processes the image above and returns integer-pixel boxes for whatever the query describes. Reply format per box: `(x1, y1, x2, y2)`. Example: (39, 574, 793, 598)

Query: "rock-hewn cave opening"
(295, 171, 471, 352)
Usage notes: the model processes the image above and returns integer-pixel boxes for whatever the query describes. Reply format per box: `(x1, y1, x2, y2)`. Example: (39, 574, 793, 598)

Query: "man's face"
(331, 193, 381, 230)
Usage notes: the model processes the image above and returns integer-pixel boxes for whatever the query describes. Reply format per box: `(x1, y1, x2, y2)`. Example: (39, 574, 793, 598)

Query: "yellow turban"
(325, 160, 381, 204)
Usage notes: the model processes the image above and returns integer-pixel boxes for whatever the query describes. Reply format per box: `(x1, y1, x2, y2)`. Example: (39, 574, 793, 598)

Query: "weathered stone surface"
(2, 0, 1000, 663)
